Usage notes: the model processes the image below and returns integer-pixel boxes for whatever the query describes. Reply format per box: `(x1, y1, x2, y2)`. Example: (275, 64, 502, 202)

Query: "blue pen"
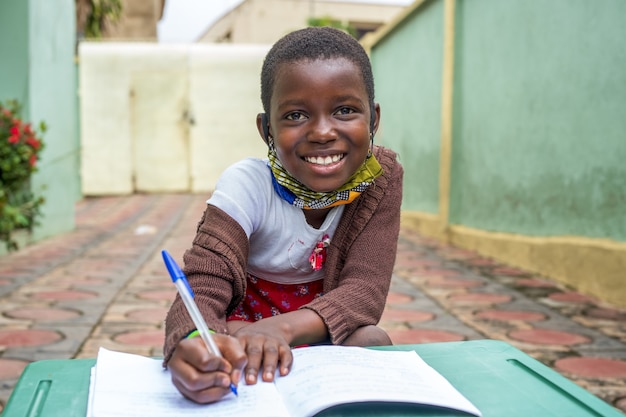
(161, 249, 238, 397)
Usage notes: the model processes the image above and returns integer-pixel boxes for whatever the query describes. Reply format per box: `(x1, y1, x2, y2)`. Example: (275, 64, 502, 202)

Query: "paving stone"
(0, 359, 29, 380)
(30, 289, 99, 301)
(125, 307, 169, 323)
(491, 266, 528, 276)
(0, 329, 62, 347)
(549, 291, 599, 304)
(3, 307, 81, 321)
(113, 329, 165, 346)
(509, 328, 591, 346)
(425, 277, 484, 288)
(515, 278, 559, 288)
(380, 308, 434, 323)
(555, 356, 626, 379)
(474, 309, 547, 322)
(386, 291, 414, 304)
(585, 307, 626, 321)
(387, 328, 466, 344)
(448, 292, 513, 305)
(136, 289, 177, 301)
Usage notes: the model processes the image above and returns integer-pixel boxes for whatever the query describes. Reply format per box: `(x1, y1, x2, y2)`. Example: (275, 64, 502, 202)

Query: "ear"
(370, 103, 381, 136)
(256, 113, 270, 145)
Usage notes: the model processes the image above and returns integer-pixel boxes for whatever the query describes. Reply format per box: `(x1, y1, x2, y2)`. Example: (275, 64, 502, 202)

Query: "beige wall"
(105, 0, 164, 40)
(199, 0, 407, 43)
(79, 42, 270, 195)
(76, 0, 164, 40)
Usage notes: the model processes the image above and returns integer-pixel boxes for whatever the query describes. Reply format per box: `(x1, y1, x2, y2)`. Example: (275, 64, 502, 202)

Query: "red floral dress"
(227, 275, 324, 322)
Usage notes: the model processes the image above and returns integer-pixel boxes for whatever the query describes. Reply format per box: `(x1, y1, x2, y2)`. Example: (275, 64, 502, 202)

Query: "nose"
(307, 115, 337, 144)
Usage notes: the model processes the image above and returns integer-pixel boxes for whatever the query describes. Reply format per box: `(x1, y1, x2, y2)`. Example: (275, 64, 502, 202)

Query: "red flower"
(26, 137, 41, 149)
(0, 99, 46, 250)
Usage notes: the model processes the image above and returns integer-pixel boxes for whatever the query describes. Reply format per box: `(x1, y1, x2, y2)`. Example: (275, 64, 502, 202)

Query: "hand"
(231, 321, 293, 385)
(168, 334, 247, 404)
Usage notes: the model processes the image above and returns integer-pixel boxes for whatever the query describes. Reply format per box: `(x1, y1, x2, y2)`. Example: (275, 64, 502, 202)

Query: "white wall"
(198, 0, 409, 44)
(79, 42, 270, 195)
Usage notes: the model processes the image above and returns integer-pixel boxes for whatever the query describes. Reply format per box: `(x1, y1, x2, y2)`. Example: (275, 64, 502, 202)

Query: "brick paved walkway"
(1, 193, 625, 414)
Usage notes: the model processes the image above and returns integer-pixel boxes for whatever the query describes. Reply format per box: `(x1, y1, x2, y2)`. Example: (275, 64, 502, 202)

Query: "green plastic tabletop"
(4, 340, 623, 416)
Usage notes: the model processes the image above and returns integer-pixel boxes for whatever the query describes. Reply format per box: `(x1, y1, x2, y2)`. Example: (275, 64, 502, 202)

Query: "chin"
(306, 182, 340, 193)
(314, 188, 336, 193)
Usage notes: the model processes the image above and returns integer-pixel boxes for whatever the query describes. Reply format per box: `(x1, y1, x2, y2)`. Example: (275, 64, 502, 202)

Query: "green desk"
(4, 340, 623, 417)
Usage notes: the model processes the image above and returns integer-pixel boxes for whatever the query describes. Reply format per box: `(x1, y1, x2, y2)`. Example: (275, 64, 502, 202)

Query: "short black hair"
(260, 26, 375, 116)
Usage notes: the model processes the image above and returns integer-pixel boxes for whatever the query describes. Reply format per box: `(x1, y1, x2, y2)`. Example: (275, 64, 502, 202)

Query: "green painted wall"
(371, 0, 626, 242)
(0, 2, 29, 100)
(371, 0, 443, 214)
(450, 0, 626, 240)
(0, 0, 80, 244)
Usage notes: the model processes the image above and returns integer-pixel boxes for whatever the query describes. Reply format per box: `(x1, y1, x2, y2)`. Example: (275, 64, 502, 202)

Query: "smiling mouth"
(304, 154, 345, 166)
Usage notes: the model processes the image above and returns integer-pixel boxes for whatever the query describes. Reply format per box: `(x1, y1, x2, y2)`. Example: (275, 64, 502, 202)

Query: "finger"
(218, 335, 247, 387)
(242, 340, 263, 385)
(261, 343, 279, 382)
(278, 344, 293, 377)
(171, 373, 232, 404)
(177, 337, 227, 373)
(172, 361, 232, 393)
(168, 347, 230, 403)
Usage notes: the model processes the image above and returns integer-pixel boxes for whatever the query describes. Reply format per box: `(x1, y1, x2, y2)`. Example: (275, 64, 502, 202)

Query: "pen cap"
(161, 250, 195, 297)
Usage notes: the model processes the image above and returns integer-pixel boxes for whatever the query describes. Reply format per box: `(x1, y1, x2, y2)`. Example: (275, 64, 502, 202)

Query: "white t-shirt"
(208, 158, 344, 285)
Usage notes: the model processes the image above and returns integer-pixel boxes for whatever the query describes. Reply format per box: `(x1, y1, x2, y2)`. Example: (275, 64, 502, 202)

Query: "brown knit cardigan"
(163, 146, 403, 364)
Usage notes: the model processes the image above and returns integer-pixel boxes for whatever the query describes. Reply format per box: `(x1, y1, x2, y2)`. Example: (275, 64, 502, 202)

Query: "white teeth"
(305, 154, 343, 166)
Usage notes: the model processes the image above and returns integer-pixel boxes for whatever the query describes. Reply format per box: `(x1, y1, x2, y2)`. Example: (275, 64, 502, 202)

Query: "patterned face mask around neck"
(267, 138, 383, 210)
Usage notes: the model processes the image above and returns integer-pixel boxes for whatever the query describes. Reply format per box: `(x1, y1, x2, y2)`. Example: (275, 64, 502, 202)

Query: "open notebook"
(87, 346, 481, 417)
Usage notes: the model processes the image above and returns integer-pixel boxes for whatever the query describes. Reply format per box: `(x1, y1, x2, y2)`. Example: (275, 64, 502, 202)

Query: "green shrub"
(0, 99, 46, 251)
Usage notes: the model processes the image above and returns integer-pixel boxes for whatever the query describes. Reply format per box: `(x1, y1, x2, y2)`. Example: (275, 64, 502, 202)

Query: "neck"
(303, 208, 331, 229)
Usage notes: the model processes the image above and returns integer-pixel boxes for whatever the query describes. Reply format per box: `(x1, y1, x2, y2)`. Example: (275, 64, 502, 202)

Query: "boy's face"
(261, 57, 379, 193)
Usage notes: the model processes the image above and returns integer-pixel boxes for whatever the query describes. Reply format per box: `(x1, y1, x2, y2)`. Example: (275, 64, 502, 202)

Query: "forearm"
(163, 204, 250, 365)
(232, 309, 328, 346)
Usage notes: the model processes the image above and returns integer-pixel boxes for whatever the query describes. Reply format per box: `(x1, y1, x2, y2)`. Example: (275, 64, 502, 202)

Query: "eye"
(334, 107, 356, 116)
(285, 111, 306, 121)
